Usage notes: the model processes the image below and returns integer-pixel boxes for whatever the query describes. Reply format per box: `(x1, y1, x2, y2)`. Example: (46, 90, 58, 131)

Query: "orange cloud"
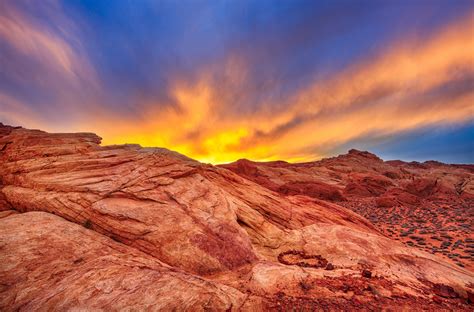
(249, 13, 474, 160)
(288, 13, 474, 118)
(89, 14, 473, 163)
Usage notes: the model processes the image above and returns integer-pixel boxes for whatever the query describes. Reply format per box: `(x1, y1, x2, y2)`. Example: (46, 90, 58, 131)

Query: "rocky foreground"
(0, 124, 473, 311)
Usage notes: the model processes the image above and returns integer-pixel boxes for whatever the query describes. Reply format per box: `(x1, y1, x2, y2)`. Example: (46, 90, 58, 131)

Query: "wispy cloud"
(0, 1, 97, 86)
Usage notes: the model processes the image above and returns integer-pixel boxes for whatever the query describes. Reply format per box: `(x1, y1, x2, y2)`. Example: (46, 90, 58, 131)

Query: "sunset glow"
(1, 1, 473, 163)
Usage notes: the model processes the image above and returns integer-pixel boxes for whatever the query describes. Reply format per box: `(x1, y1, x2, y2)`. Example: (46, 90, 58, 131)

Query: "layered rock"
(0, 124, 473, 310)
(0, 212, 248, 311)
(222, 149, 474, 270)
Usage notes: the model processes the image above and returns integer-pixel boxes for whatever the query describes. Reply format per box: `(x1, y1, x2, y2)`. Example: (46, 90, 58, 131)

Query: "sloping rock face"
(0, 212, 247, 310)
(0, 124, 473, 310)
(222, 149, 474, 271)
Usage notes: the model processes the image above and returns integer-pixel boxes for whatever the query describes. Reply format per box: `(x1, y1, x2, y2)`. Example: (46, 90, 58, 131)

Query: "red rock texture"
(0, 212, 247, 310)
(222, 149, 474, 271)
(0, 124, 473, 310)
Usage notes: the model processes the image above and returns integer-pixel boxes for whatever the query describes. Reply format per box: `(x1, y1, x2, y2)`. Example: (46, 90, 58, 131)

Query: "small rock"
(362, 269, 372, 278)
(467, 291, 474, 304)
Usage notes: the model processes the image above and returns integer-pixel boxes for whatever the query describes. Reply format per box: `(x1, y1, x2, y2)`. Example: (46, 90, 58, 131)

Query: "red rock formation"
(0, 124, 473, 310)
(223, 148, 474, 271)
(0, 212, 247, 310)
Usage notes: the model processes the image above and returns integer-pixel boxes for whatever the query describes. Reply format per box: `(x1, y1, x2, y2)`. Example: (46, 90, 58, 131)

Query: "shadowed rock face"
(0, 123, 473, 310)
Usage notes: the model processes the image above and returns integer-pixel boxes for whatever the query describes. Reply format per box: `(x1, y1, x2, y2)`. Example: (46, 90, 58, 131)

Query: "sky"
(0, 0, 473, 164)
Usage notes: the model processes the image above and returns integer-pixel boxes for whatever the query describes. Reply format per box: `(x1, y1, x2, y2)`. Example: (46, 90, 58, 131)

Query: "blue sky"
(0, 0, 473, 163)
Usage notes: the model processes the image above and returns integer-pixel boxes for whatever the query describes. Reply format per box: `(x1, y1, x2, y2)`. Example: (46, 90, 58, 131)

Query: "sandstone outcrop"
(0, 124, 473, 310)
(222, 149, 474, 271)
(0, 212, 248, 311)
